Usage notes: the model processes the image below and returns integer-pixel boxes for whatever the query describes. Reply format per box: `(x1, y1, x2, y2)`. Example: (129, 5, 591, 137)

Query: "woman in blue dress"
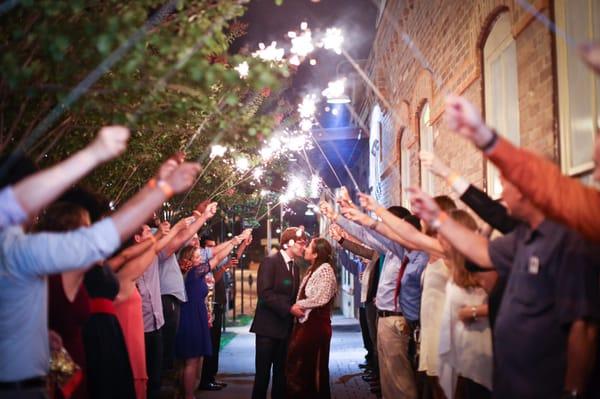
(175, 231, 249, 399)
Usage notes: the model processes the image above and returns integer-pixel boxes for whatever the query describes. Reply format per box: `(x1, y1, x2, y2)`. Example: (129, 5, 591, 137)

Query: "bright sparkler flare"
(252, 41, 285, 62)
(309, 174, 321, 198)
(210, 144, 227, 158)
(298, 94, 317, 119)
(286, 135, 309, 152)
(289, 24, 314, 58)
(234, 61, 249, 79)
(253, 167, 264, 180)
(299, 118, 313, 132)
(322, 27, 344, 54)
(287, 175, 306, 199)
(235, 156, 250, 172)
(322, 78, 346, 99)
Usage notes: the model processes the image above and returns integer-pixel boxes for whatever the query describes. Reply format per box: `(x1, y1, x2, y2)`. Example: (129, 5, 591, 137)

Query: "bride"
(285, 237, 337, 399)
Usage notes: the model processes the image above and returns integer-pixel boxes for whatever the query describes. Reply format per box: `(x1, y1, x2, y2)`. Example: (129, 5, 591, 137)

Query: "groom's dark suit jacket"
(250, 252, 300, 340)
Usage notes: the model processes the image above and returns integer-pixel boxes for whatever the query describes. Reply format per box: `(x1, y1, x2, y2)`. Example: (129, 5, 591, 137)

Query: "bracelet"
(368, 219, 378, 230)
(471, 306, 478, 321)
(338, 237, 345, 245)
(148, 178, 174, 198)
(429, 211, 448, 231)
(479, 129, 498, 153)
(192, 210, 202, 218)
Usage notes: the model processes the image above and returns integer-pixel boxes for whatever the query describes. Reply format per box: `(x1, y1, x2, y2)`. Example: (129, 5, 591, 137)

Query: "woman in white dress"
(437, 210, 493, 399)
(286, 238, 337, 399)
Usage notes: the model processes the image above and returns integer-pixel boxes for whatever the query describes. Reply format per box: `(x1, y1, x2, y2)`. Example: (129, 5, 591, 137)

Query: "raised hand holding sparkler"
(357, 192, 379, 212)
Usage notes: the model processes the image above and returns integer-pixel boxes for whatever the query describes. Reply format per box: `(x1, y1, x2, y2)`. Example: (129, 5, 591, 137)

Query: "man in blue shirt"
(322, 201, 428, 399)
(0, 142, 202, 396)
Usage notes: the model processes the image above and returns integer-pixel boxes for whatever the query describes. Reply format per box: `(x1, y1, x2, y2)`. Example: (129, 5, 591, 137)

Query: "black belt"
(0, 376, 46, 390)
(377, 310, 403, 318)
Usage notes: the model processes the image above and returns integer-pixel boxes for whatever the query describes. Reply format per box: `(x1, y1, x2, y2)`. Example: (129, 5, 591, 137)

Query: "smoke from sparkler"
(322, 78, 346, 99)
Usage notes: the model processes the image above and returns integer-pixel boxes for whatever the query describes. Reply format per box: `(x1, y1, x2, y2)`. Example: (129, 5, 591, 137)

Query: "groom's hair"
(280, 227, 307, 249)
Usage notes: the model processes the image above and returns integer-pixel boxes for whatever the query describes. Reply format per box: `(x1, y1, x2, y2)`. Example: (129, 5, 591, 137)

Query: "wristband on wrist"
(148, 178, 174, 198)
(338, 237, 345, 245)
(374, 206, 384, 217)
(192, 210, 202, 218)
(479, 129, 498, 153)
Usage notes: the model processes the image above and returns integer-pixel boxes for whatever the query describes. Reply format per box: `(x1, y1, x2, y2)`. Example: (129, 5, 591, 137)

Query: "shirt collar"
(280, 249, 293, 265)
(524, 219, 549, 243)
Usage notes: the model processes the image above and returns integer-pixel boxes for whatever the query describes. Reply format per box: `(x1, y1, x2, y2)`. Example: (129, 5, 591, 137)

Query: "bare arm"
(111, 161, 200, 242)
(409, 187, 493, 268)
(115, 245, 158, 302)
(106, 237, 155, 271)
(12, 126, 129, 221)
(565, 320, 598, 393)
(162, 203, 218, 257)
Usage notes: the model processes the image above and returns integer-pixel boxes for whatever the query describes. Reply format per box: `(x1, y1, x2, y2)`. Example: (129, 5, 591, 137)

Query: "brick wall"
(363, 0, 557, 209)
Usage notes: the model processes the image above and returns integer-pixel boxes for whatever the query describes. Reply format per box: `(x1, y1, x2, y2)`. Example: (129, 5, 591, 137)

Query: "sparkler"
(253, 167, 264, 181)
(235, 156, 250, 173)
(321, 27, 344, 55)
(252, 41, 285, 63)
(210, 144, 228, 159)
(298, 94, 317, 119)
(234, 61, 250, 79)
(321, 78, 346, 100)
(299, 118, 313, 132)
(289, 23, 314, 58)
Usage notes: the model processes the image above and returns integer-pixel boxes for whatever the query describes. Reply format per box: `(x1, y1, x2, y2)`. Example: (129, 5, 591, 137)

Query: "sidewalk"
(200, 315, 374, 399)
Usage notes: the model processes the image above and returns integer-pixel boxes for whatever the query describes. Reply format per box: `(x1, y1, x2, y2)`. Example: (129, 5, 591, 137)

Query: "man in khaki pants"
(332, 205, 428, 399)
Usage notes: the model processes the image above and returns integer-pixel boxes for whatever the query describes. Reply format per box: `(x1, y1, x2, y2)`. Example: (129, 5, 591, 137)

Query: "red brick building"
(359, 0, 599, 208)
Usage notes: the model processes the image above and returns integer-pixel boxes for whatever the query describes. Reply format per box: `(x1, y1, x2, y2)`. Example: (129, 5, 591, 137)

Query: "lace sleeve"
(192, 261, 211, 278)
(295, 264, 337, 309)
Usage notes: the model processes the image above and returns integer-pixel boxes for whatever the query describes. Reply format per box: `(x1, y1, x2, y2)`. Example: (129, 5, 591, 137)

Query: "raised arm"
(106, 236, 155, 271)
(114, 240, 158, 301)
(208, 229, 251, 270)
(161, 202, 218, 257)
(110, 159, 200, 242)
(320, 201, 405, 258)
(445, 95, 600, 242)
(420, 150, 519, 234)
(330, 223, 375, 259)
(7, 126, 129, 226)
(409, 187, 493, 268)
(356, 193, 444, 257)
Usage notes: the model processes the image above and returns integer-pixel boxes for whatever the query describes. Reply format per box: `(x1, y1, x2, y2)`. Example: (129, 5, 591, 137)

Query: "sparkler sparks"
(299, 118, 313, 132)
(289, 23, 314, 58)
(321, 27, 344, 54)
(298, 94, 317, 119)
(309, 174, 321, 198)
(235, 156, 250, 172)
(210, 144, 227, 158)
(234, 61, 249, 79)
(252, 41, 285, 62)
(321, 78, 346, 99)
(253, 167, 264, 181)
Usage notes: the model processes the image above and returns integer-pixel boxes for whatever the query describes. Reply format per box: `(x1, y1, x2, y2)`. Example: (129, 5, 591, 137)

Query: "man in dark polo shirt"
(410, 177, 599, 398)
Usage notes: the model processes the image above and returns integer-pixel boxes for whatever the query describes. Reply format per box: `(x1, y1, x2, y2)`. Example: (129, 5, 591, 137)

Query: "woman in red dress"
(286, 238, 337, 399)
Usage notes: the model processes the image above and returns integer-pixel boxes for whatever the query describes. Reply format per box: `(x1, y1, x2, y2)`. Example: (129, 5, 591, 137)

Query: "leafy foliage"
(0, 0, 293, 219)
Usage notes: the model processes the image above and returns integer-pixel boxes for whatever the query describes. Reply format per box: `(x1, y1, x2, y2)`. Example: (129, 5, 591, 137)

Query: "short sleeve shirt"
(0, 187, 27, 229)
(158, 250, 187, 302)
(489, 220, 600, 398)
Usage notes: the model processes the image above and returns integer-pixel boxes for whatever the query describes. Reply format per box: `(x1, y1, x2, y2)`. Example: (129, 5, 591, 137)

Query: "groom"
(251, 227, 307, 399)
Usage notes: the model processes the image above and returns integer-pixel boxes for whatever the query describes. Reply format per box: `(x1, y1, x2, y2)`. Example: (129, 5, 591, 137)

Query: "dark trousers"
(0, 388, 48, 399)
(200, 303, 224, 385)
(358, 305, 374, 365)
(161, 295, 181, 373)
(144, 328, 163, 399)
(364, 301, 379, 374)
(251, 335, 288, 399)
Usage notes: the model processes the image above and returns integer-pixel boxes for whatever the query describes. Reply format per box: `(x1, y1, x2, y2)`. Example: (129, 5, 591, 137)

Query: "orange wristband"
(148, 178, 174, 198)
(447, 172, 461, 186)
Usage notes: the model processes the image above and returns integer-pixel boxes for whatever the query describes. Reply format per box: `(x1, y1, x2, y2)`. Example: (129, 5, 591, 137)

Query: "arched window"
(483, 12, 520, 198)
(419, 103, 434, 194)
(555, 0, 599, 176)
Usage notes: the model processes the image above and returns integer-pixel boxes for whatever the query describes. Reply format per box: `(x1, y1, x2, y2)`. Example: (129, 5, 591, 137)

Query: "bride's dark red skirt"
(285, 305, 332, 399)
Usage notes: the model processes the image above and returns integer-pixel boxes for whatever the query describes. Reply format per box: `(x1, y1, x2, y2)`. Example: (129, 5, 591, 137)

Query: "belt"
(377, 310, 403, 318)
(90, 298, 115, 314)
(0, 376, 47, 390)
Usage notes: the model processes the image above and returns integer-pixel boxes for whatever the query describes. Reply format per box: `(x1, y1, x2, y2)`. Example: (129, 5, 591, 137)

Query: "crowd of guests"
(317, 43, 600, 399)
(0, 126, 254, 399)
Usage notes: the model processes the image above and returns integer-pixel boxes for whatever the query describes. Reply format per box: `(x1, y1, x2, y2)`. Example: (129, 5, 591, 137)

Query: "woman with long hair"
(437, 209, 492, 399)
(286, 237, 337, 399)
